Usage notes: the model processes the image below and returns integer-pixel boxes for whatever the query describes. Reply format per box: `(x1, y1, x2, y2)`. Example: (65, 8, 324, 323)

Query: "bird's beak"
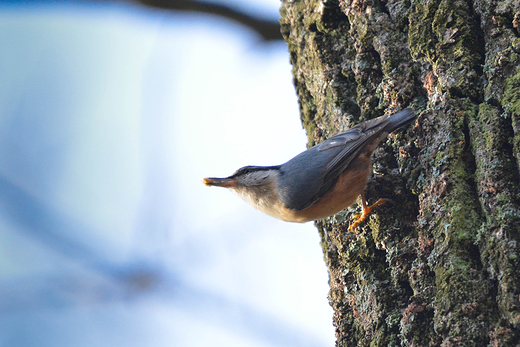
(203, 177, 236, 188)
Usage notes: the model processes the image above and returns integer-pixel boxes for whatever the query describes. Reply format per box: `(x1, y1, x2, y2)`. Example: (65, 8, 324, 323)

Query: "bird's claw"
(348, 198, 387, 233)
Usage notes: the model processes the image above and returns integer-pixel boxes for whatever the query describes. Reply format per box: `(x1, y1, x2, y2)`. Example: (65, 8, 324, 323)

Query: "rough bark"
(280, 0, 520, 345)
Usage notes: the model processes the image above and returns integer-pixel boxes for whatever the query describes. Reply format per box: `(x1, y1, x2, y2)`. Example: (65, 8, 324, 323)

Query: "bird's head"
(203, 165, 281, 189)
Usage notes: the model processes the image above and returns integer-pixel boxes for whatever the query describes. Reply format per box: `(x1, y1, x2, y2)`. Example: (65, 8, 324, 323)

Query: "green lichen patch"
(502, 68, 520, 117)
(409, 0, 484, 100)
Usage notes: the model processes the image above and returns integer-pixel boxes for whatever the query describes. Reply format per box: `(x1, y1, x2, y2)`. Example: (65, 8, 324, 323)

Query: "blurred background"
(0, 1, 334, 346)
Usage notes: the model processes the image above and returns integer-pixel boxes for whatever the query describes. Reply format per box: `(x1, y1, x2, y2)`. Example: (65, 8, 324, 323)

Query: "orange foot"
(348, 194, 387, 233)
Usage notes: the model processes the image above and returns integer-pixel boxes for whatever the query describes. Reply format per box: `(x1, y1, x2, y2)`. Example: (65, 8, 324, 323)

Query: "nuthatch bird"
(203, 108, 416, 231)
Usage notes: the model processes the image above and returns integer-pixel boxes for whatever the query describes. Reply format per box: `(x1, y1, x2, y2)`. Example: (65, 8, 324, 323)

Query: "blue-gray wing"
(277, 109, 415, 211)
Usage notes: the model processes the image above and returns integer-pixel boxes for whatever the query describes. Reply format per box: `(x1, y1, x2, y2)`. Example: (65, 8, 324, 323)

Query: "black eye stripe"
(230, 165, 282, 178)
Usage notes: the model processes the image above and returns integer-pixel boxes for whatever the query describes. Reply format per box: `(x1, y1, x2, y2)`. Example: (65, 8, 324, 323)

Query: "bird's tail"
(385, 108, 416, 133)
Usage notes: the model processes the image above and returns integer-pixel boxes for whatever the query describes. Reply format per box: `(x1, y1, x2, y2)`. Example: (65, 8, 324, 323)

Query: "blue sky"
(0, 1, 335, 346)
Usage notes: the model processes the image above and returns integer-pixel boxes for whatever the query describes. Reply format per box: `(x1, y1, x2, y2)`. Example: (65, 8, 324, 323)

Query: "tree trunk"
(280, 0, 520, 345)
